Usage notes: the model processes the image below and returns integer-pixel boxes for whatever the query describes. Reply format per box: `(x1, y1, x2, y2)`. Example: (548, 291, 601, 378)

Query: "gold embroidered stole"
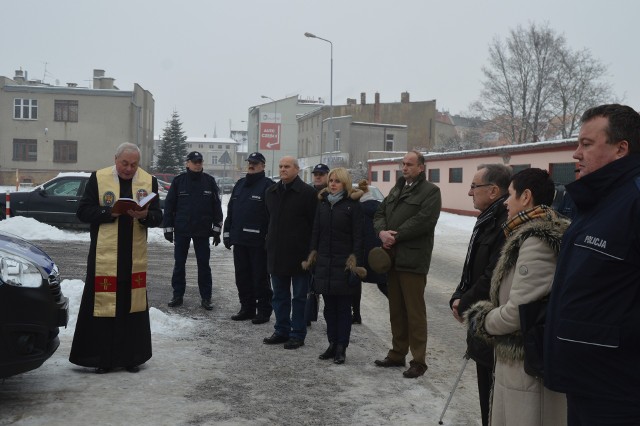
(94, 166, 152, 317)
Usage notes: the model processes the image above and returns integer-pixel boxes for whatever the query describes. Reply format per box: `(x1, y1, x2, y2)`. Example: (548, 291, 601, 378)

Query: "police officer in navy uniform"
(223, 152, 275, 324)
(163, 151, 223, 310)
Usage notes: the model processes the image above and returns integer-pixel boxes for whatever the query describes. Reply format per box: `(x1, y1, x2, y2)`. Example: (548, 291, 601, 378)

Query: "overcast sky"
(3, 0, 638, 139)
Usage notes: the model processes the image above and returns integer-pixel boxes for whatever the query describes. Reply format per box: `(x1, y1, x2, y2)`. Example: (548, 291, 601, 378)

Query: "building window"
(371, 171, 378, 182)
(334, 130, 341, 151)
(428, 169, 440, 183)
(218, 145, 222, 149)
(212, 155, 218, 165)
(226, 145, 230, 149)
(449, 167, 463, 183)
(396, 170, 403, 181)
(511, 164, 530, 175)
(550, 162, 577, 185)
(14, 98, 38, 120)
(13, 139, 37, 161)
(54, 100, 78, 122)
(53, 140, 78, 163)
(383, 170, 391, 182)
(385, 134, 394, 151)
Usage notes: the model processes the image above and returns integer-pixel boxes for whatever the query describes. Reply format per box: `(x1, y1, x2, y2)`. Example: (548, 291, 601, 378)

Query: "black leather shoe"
(168, 297, 183, 307)
(333, 344, 346, 364)
(95, 367, 111, 374)
(201, 299, 213, 310)
(126, 365, 140, 373)
(403, 361, 428, 378)
(352, 313, 362, 324)
(251, 314, 270, 324)
(319, 343, 336, 360)
(284, 338, 305, 350)
(231, 310, 255, 321)
(374, 357, 406, 368)
(263, 333, 288, 344)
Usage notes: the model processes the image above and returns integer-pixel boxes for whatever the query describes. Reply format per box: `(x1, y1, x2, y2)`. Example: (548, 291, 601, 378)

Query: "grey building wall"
(247, 95, 324, 177)
(0, 69, 154, 185)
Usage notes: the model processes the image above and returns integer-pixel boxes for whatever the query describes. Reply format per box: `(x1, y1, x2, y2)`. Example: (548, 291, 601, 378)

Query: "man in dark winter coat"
(163, 151, 223, 310)
(263, 156, 317, 349)
(449, 163, 510, 426)
(373, 150, 441, 379)
(223, 152, 274, 324)
(544, 104, 640, 425)
(305, 162, 330, 326)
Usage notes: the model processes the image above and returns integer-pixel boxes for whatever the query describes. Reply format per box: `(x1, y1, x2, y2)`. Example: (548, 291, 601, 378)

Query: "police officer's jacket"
(223, 171, 274, 247)
(162, 169, 223, 237)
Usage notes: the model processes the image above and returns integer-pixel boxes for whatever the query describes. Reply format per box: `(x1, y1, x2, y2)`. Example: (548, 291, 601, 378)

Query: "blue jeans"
(271, 273, 309, 340)
(171, 235, 212, 300)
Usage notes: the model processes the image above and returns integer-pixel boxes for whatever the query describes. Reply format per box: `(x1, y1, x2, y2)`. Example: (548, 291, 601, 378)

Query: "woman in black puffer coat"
(302, 168, 366, 364)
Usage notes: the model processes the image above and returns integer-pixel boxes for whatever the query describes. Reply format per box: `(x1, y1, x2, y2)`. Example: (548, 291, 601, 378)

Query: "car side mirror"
(38, 189, 48, 197)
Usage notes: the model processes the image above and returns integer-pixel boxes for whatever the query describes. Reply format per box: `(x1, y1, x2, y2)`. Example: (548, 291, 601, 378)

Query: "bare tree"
(474, 22, 615, 144)
(550, 48, 614, 139)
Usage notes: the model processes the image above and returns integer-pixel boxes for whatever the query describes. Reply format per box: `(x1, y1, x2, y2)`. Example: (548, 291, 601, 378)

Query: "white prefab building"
(368, 139, 578, 216)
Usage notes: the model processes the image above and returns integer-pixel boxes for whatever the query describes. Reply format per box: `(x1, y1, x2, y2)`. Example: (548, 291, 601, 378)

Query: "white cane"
(438, 353, 470, 425)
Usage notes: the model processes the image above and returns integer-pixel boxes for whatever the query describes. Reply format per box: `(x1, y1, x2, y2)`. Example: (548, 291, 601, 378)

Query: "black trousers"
(476, 362, 493, 426)
(567, 393, 640, 425)
(232, 244, 272, 316)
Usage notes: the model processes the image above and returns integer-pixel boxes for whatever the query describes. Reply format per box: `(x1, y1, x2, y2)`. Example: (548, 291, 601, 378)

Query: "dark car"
(1, 172, 166, 227)
(0, 231, 69, 379)
(215, 176, 235, 194)
(0, 172, 91, 229)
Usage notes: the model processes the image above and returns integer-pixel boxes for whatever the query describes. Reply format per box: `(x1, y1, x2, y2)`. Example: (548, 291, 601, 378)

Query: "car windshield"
(42, 179, 82, 196)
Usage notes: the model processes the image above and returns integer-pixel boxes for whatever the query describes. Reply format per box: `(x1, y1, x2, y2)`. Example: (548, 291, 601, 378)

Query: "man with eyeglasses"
(163, 151, 223, 310)
(450, 163, 511, 426)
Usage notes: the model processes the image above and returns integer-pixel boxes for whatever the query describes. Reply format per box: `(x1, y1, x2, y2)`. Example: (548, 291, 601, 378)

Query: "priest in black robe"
(70, 142, 162, 374)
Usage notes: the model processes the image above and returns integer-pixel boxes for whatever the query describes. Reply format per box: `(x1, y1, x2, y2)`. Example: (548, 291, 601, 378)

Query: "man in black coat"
(263, 156, 317, 349)
(162, 151, 223, 310)
(450, 163, 510, 426)
(223, 152, 274, 324)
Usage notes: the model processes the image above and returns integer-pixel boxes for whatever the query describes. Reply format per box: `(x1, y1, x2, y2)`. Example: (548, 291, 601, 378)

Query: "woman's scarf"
(327, 190, 345, 206)
(502, 204, 556, 237)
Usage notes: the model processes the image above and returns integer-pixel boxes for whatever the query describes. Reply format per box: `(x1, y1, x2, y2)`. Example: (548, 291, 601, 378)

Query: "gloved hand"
(223, 238, 231, 250)
(164, 232, 173, 243)
(211, 231, 221, 246)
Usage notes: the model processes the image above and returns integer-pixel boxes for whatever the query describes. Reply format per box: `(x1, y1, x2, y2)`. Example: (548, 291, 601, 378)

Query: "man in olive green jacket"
(373, 150, 441, 378)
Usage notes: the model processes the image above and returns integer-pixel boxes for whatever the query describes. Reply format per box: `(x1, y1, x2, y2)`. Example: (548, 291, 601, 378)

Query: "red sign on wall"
(259, 122, 281, 150)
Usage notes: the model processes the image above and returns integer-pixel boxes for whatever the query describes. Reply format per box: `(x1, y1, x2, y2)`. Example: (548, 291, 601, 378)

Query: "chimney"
(13, 69, 26, 84)
(100, 77, 115, 89)
(374, 92, 381, 123)
(401, 91, 410, 103)
(346, 98, 356, 106)
(360, 92, 366, 105)
(93, 69, 105, 88)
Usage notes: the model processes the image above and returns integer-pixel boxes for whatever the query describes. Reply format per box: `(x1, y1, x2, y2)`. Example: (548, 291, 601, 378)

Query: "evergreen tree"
(156, 111, 188, 174)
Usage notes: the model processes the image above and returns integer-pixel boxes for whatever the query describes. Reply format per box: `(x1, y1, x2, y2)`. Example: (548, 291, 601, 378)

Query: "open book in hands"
(111, 192, 157, 215)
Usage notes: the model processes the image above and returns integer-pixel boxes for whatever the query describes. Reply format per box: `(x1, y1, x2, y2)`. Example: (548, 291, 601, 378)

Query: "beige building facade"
(0, 69, 154, 185)
(368, 139, 579, 215)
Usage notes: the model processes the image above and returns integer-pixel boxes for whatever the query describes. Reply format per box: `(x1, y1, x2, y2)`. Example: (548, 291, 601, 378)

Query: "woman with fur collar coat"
(466, 169, 569, 426)
(302, 168, 366, 364)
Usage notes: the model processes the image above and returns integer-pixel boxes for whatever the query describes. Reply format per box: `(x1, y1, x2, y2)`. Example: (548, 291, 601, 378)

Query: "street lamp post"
(261, 95, 277, 178)
(304, 32, 333, 164)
